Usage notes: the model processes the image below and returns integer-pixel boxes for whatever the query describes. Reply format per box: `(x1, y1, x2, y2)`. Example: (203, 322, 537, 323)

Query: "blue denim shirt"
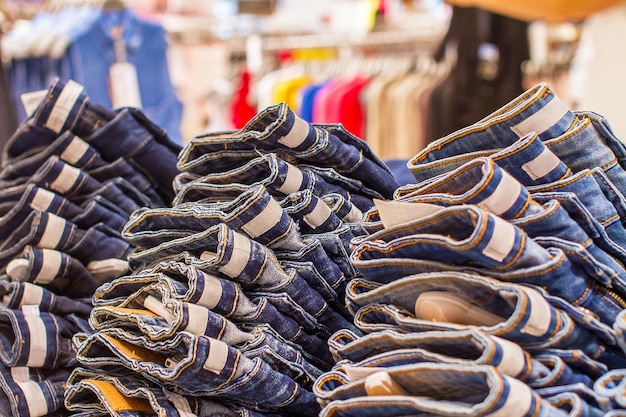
(7, 8, 183, 144)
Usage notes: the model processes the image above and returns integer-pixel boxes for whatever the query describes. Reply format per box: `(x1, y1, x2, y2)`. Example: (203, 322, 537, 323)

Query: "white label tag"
(375, 199, 444, 229)
(476, 169, 522, 216)
(218, 231, 251, 278)
(204, 338, 229, 374)
(109, 62, 142, 109)
(521, 146, 562, 181)
(520, 287, 552, 337)
(482, 215, 516, 263)
(60, 136, 90, 165)
(278, 115, 309, 148)
(487, 376, 533, 417)
(20, 90, 48, 117)
(276, 162, 304, 194)
(511, 96, 569, 137)
(45, 80, 84, 133)
(303, 198, 332, 229)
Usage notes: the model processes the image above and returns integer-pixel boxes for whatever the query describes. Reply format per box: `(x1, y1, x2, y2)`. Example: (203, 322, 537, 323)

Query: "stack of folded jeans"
(314, 83, 626, 416)
(67, 103, 399, 415)
(0, 79, 180, 416)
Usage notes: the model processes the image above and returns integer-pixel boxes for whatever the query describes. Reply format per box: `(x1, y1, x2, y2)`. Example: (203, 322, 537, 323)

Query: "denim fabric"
(543, 392, 606, 417)
(0, 184, 79, 240)
(27, 156, 140, 215)
(350, 204, 624, 325)
(328, 327, 554, 385)
(272, 238, 348, 308)
(89, 280, 322, 386)
(0, 305, 79, 369)
(0, 363, 67, 417)
(526, 169, 626, 260)
(65, 366, 253, 417)
(471, 133, 626, 272)
(509, 203, 626, 303)
(346, 273, 625, 369)
(0, 210, 132, 275)
(322, 194, 364, 224)
(6, 246, 104, 298)
(530, 191, 626, 266)
(303, 226, 359, 279)
(536, 383, 610, 411)
(73, 328, 321, 416)
(3, 80, 115, 162)
(593, 368, 626, 411)
(279, 190, 345, 235)
(78, 107, 180, 205)
(408, 85, 626, 205)
(0, 280, 92, 318)
(0, 183, 127, 233)
(0, 132, 106, 181)
(128, 225, 356, 335)
(396, 157, 544, 220)
(3, 79, 181, 204)
(178, 103, 398, 199)
(123, 185, 303, 252)
(581, 110, 626, 173)
(173, 153, 353, 203)
(488, 132, 571, 186)
(408, 83, 576, 181)
(88, 157, 164, 207)
(393, 166, 626, 303)
(141, 262, 330, 359)
(299, 164, 380, 211)
(314, 363, 567, 417)
(387, 164, 626, 298)
(94, 268, 334, 369)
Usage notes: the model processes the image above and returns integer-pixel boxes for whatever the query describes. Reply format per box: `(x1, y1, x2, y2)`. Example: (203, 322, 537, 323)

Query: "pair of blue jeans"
(73, 328, 321, 416)
(314, 362, 575, 417)
(327, 327, 597, 389)
(89, 272, 324, 387)
(0, 363, 68, 417)
(0, 210, 132, 280)
(128, 221, 356, 337)
(177, 102, 399, 206)
(94, 263, 335, 370)
(3, 79, 180, 205)
(6, 246, 108, 298)
(65, 366, 264, 417)
(352, 202, 625, 327)
(0, 183, 127, 233)
(345, 272, 625, 370)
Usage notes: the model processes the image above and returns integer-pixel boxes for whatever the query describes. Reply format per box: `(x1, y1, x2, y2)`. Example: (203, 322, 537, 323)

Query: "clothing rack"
(244, 25, 446, 75)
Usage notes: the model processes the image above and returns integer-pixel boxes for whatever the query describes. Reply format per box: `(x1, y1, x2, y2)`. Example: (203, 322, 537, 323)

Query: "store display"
(1, 18, 626, 414)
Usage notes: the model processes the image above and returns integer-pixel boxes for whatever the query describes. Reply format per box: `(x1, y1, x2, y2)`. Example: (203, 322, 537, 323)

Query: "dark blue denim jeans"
(3, 79, 181, 205)
(94, 264, 334, 369)
(65, 366, 260, 417)
(6, 246, 108, 298)
(178, 102, 398, 200)
(128, 222, 356, 336)
(0, 363, 68, 417)
(73, 328, 321, 416)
